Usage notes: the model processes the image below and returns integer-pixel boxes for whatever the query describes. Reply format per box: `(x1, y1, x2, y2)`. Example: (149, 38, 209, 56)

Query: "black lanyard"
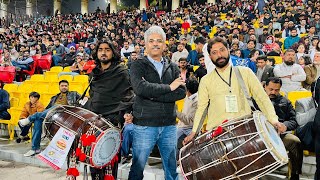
(215, 67, 232, 93)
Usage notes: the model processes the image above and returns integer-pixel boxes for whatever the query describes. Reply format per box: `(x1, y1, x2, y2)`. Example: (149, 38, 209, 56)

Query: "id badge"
(225, 95, 238, 113)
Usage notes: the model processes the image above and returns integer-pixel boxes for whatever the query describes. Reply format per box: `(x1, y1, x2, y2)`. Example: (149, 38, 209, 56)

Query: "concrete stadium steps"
(0, 138, 315, 180)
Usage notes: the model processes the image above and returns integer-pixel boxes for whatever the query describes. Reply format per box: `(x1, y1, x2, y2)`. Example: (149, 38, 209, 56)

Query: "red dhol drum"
(44, 105, 121, 168)
(179, 111, 288, 180)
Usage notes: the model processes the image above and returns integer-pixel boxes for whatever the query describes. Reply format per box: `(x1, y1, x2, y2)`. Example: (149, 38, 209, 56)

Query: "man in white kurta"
(274, 49, 306, 93)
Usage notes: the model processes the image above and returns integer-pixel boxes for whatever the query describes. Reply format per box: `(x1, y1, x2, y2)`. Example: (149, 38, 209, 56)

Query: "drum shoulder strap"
(233, 66, 256, 111)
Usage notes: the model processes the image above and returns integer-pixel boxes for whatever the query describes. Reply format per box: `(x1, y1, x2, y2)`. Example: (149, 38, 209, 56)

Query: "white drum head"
(254, 112, 288, 164)
(90, 128, 121, 168)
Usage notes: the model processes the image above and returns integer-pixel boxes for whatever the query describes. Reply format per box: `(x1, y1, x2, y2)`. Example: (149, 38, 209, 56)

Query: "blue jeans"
(52, 55, 62, 66)
(176, 127, 192, 142)
(28, 107, 52, 150)
(128, 125, 178, 180)
(12, 61, 30, 70)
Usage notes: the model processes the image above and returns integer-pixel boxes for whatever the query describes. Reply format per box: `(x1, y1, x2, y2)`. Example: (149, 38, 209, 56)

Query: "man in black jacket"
(264, 77, 302, 180)
(18, 80, 80, 157)
(84, 40, 134, 180)
(129, 26, 186, 180)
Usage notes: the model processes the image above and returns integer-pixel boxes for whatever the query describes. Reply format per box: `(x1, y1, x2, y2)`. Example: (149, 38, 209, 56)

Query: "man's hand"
(124, 113, 133, 124)
(170, 77, 185, 91)
(273, 121, 287, 134)
(183, 132, 196, 146)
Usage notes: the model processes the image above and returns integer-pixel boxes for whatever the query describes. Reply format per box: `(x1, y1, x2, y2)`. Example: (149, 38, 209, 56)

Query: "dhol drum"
(179, 111, 288, 180)
(44, 105, 121, 168)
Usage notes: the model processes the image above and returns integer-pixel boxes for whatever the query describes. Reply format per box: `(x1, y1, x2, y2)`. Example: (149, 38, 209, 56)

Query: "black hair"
(248, 49, 259, 58)
(194, 37, 206, 45)
(186, 78, 199, 94)
(247, 39, 257, 46)
(29, 91, 40, 99)
(93, 40, 121, 68)
(207, 37, 229, 54)
(257, 55, 268, 61)
(266, 77, 282, 86)
(59, 80, 69, 85)
(197, 53, 204, 59)
(267, 57, 275, 66)
(179, 57, 187, 62)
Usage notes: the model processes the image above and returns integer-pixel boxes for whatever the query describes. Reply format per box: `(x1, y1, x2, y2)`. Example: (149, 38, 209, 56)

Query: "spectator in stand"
(0, 81, 10, 120)
(303, 52, 320, 90)
(274, 49, 306, 93)
(284, 29, 301, 50)
(168, 37, 177, 53)
(194, 53, 207, 82)
(187, 37, 206, 65)
(11, 51, 34, 71)
(256, 55, 274, 84)
(262, 35, 281, 54)
(258, 28, 270, 44)
(51, 39, 66, 66)
(121, 41, 134, 59)
(179, 57, 194, 82)
(127, 51, 139, 70)
(171, 43, 189, 65)
(0, 51, 12, 66)
(295, 43, 308, 61)
(298, 55, 312, 69)
(310, 41, 320, 62)
(57, 46, 76, 68)
(16, 92, 44, 143)
(70, 53, 85, 74)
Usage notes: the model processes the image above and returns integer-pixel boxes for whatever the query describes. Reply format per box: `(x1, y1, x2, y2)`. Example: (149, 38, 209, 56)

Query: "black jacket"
(254, 95, 298, 131)
(130, 56, 186, 127)
(46, 91, 81, 109)
(86, 64, 134, 118)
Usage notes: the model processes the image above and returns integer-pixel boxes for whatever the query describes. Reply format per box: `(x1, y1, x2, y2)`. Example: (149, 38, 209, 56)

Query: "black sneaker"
(22, 136, 30, 141)
(16, 138, 22, 143)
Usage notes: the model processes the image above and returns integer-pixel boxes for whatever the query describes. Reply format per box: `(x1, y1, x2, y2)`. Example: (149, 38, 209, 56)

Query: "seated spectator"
(0, 81, 10, 120)
(298, 55, 312, 68)
(310, 41, 320, 62)
(274, 33, 283, 48)
(51, 39, 66, 66)
(0, 51, 12, 66)
(267, 57, 276, 67)
(274, 49, 306, 93)
(303, 52, 320, 90)
(256, 55, 274, 84)
(261, 77, 302, 180)
(176, 78, 198, 148)
(70, 53, 85, 74)
(180, 37, 192, 52)
(194, 54, 207, 82)
(16, 92, 44, 143)
(120, 41, 134, 58)
(171, 43, 189, 64)
(295, 43, 307, 61)
(284, 29, 300, 50)
(57, 46, 76, 67)
(11, 51, 34, 71)
(262, 35, 280, 54)
(127, 51, 139, 70)
(18, 80, 80, 157)
(258, 28, 270, 44)
(187, 37, 206, 65)
(231, 49, 242, 58)
(179, 57, 194, 82)
(242, 40, 257, 58)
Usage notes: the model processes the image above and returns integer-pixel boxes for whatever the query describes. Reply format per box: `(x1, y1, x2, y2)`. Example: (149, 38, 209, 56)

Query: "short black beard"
(284, 61, 294, 66)
(212, 54, 230, 68)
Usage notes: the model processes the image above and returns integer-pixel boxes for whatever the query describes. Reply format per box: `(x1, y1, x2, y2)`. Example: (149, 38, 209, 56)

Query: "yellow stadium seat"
(0, 107, 23, 140)
(0, 108, 13, 140)
(36, 85, 49, 93)
(50, 66, 63, 72)
(176, 98, 185, 112)
(74, 75, 89, 83)
(18, 98, 28, 107)
(30, 74, 45, 81)
(300, 33, 308, 38)
(63, 66, 72, 72)
(193, 66, 200, 72)
(40, 92, 56, 107)
(191, 43, 196, 50)
(211, 26, 217, 35)
(10, 97, 19, 107)
(45, 71, 59, 77)
(59, 75, 73, 82)
(3, 84, 18, 92)
(280, 91, 286, 97)
(69, 84, 84, 94)
(268, 56, 283, 64)
(287, 91, 312, 108)
(45, 73, 59, 82)
(49, 83, 60, 94)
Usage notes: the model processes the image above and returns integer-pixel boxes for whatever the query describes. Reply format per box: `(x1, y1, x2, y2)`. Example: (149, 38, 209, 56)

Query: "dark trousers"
(281, 133, 303, 175)
(0, 111, 11, 120)
(313, 109, 320, 180)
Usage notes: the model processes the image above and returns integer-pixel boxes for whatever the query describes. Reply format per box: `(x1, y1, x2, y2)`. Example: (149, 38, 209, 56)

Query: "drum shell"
(45, 105, 112, 138)
(179, 114, 284, 180)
